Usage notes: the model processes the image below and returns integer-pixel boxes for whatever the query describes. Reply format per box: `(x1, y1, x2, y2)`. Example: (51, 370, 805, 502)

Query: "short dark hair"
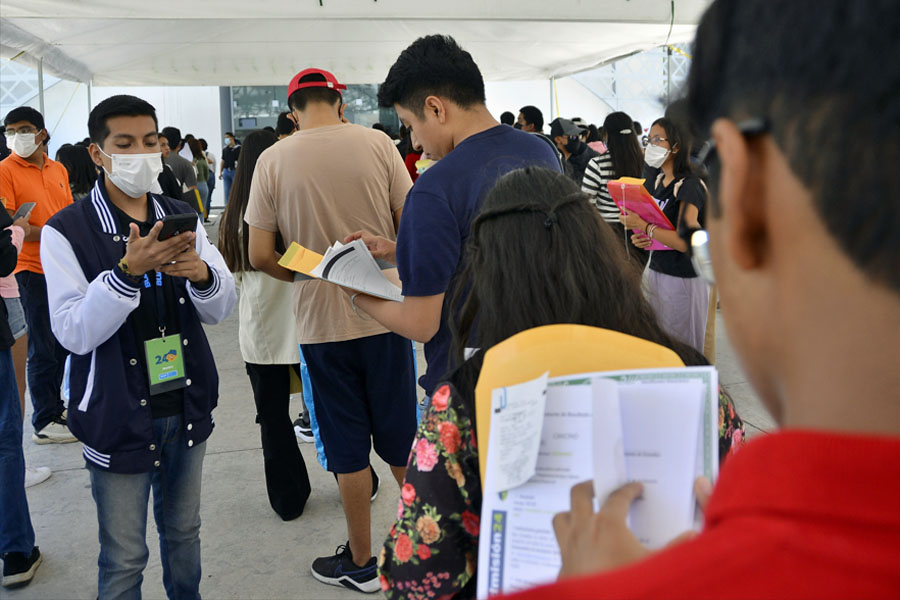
(288, 73, 341, 111)
(3, 106, 45, 130)
(160, 126, 182, 149)
(500, 111, 515, 126)
(224, 132, 234, 138)
(88, 95, 158, 146)
(55, 144, 98, 197)
(275, 112, 295, 136)
(378, 35, 486, 118)
(687, 0, 899, 291)
(199, 138, 208, 151)
(519, 105, 544, 131)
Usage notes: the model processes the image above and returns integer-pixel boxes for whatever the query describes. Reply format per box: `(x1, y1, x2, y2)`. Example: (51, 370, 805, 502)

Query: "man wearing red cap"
(245, 68, 417, 593)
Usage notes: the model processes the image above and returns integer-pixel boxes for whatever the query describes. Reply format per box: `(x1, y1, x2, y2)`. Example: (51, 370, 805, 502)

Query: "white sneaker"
(24, 466, 51, 488)
(32, 419, 77, 444)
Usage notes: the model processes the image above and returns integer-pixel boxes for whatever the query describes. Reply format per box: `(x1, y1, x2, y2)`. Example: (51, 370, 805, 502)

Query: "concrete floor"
(8, 223, 774, 599)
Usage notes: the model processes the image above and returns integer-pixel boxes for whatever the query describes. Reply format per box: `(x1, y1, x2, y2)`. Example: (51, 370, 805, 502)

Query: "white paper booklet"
(309, 239, 402, 301)
(476, 366, 718, 599)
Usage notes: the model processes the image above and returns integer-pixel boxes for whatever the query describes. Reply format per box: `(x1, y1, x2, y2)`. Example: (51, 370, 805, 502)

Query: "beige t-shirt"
(244, 123, 412, 344)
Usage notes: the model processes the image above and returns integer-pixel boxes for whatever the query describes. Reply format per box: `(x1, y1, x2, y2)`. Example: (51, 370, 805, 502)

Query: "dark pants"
(0, 347, 35, 556)
(244, 362, 311, 521)
(15, 271, 66, 431)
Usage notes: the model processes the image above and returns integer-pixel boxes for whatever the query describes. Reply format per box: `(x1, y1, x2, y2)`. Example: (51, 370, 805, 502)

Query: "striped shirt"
(581, 153, 621, 223)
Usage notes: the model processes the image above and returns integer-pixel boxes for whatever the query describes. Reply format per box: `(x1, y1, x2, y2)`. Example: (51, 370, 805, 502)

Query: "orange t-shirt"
(0, 153, 73, 274)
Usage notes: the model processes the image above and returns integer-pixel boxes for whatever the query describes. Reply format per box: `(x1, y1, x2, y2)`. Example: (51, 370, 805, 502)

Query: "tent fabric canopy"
(0, 0, 708, 86)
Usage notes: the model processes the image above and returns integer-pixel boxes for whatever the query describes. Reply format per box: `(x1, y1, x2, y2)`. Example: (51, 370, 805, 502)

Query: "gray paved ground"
(8, 218, 773, 599)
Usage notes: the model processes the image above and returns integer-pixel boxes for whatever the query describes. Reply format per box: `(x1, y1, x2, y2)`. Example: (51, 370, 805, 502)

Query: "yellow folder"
(278, 242, 325, 278)
(475, 324, 685, 486)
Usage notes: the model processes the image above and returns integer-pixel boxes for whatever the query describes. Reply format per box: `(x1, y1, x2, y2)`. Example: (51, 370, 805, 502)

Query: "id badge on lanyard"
(143, 271, 187, 395)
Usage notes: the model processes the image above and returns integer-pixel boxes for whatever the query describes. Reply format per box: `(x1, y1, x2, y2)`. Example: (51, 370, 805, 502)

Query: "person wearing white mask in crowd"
(620, 116, 710, 352)
(0, 106, 75, 445)
(39, 95, 236, 599)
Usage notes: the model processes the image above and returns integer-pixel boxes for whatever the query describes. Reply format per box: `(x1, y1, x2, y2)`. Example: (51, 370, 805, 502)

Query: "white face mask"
(7, 132, 40, 158)
(100, 149, 163, 198)
(644, 143, 670, 169)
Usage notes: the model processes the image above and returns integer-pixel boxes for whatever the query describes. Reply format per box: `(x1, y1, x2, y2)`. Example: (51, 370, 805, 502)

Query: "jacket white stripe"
(83, 445, 111, 467)
(76, 350, 97, 412)
(152, 197, 166, 220)
(90, 185, 117, 234)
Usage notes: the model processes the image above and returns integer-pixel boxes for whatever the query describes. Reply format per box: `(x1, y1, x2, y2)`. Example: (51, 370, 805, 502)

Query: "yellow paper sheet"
(278, 242, 324, 277)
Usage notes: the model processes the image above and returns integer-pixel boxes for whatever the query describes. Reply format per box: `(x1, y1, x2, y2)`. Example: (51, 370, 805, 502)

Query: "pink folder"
(607, 177, 675, 251)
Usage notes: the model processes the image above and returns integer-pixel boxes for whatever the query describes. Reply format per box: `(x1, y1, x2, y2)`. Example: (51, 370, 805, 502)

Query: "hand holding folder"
(607, 177, 675, 251)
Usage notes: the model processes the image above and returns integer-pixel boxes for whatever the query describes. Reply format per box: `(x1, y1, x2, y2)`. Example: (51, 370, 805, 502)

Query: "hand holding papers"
(476, 367, 718, 598)
(607, 177, 675, 251)
(278, 239, 403, 301)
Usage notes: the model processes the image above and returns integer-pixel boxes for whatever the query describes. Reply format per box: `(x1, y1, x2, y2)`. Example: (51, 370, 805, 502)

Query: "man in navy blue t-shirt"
(346, 35, 560, 397)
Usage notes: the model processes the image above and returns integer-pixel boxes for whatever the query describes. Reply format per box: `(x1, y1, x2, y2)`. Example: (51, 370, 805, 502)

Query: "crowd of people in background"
(1, 0, 898, 598)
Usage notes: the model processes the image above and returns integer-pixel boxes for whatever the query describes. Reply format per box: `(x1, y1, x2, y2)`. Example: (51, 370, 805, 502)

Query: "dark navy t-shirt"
(395, 125, 561, 395)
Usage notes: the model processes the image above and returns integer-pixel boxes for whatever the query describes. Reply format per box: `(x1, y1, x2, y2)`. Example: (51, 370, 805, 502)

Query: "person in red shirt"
(0, 107, 74, 445)
(507, 1, 900, 598)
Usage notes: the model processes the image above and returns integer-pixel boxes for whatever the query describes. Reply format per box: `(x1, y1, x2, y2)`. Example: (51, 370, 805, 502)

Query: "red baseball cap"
(288, 68, 347, 98)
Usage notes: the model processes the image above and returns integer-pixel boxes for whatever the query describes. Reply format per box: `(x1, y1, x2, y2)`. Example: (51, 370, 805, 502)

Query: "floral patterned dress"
(379, 382, 481, 600)
(379, 371, 746, 600)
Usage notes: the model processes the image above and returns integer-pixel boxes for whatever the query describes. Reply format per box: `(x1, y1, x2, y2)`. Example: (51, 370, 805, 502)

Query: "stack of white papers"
(281, 238, 403, 301)
(477, 367, 718, 598)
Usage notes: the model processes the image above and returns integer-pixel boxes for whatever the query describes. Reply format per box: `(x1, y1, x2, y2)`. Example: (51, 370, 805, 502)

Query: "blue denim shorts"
(4, 296, 27, 340)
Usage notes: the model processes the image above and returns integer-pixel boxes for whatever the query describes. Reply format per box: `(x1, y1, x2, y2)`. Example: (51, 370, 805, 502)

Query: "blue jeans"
(205, 173, 215, 210)
(88, 415, 205, 600)
(15, 271, 67, 431)
(0, 347, 35, 556)
(221, 168, 234, 206)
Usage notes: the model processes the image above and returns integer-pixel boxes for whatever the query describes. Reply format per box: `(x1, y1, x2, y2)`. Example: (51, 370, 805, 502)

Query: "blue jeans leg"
(0, 348, 35, 556)
(15, 271, 67, 431)
(89, 415, 205, 600)
(151, 416, 205, 600)
(222, 169, 234, 206)
(89, 465, 152, 600)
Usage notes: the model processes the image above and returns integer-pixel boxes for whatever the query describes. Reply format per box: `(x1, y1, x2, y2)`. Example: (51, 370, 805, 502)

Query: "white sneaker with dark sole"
(311, 543, 380, 593)
(32, 419, 77, 444)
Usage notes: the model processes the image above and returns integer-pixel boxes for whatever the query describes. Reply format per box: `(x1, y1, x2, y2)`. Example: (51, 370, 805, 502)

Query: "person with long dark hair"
(187, 138, 208, 217)
(217, 129, 311, 521)
(379, 167, 736, 599)
(54, 144, 97, 201)
(620, 116, 710, 352)
(582, 111, 648, 268)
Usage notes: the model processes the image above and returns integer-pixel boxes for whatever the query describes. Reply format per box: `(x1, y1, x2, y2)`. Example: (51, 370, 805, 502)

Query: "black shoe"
(293, 412, 313, 443)
(333, 465, 379, 503)
(310, 543, 379, 593)
(2, 546, 42, 588)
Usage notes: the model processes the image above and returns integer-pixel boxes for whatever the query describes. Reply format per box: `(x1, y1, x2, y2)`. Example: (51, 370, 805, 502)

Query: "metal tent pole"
(87, 80, 92, 112)
(38, 58, 45, 114)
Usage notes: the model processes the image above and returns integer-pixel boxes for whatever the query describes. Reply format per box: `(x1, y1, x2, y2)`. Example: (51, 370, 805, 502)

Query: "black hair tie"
(543, 212, 558, 229)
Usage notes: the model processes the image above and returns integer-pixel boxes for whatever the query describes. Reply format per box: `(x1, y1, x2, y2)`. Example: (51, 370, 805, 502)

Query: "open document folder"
(476, 367, 718, 599)
(607, 176, 675, 251)
(278, 240, 403, 302)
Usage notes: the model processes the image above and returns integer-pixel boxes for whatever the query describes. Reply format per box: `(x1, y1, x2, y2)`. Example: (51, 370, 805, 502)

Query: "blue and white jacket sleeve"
(41, 225, 142, 356)
(186, 218, 236, 324)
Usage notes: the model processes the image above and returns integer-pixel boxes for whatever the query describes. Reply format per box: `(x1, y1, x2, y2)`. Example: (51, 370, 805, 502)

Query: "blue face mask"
(224, 137, 231, 146)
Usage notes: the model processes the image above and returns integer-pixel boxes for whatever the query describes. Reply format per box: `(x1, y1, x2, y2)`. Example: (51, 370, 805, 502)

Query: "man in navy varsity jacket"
(40, 95, 235, 599)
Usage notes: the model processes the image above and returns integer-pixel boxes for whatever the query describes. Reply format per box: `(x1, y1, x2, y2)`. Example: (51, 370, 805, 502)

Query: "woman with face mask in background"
(619, 117, 710, 353)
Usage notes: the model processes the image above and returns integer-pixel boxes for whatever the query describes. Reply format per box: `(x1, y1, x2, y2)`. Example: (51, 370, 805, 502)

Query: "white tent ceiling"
(0, 0, 709, 87)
